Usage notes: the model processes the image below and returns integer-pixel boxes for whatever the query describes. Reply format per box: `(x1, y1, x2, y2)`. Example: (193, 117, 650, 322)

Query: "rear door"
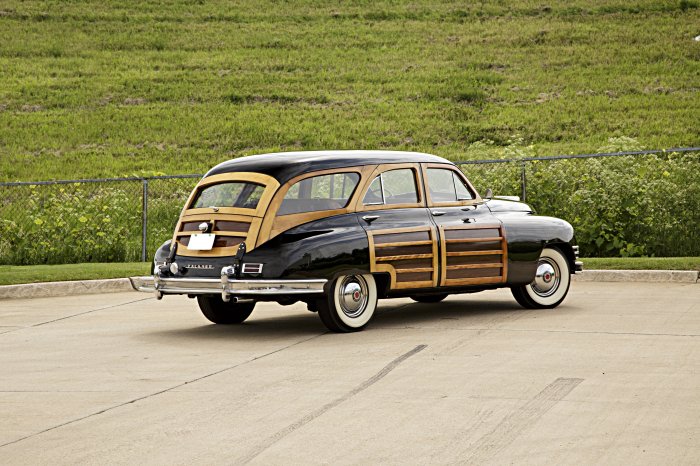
(355, 163, 439, 290)
(421, 164, 508, 287)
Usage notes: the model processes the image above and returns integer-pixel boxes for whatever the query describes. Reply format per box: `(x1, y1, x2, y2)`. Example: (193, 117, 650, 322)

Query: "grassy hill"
(0, 0, 698, 182)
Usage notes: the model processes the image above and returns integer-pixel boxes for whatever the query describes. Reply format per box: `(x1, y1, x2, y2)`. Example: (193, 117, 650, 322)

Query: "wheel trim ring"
(530, 258, 561, 297)
(338, 275, 369, 318)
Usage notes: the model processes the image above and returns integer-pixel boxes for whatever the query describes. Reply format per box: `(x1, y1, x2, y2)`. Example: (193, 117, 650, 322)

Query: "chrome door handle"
(431, 211, 446, 216)
(362, 215, 380, 223)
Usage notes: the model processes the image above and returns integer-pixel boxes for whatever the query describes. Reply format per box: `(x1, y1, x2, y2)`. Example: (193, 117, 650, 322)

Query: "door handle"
(462, 217, 474, 223)
(431, 211, 446, 216)
(362, 215, 380, 223)
(461, 205, 476, 211)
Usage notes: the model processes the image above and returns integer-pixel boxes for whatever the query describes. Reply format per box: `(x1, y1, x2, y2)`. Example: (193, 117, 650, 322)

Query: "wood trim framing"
(439, 223, 508, 286)
(420, 163, 484, 208)
(367, 225, 438, 290)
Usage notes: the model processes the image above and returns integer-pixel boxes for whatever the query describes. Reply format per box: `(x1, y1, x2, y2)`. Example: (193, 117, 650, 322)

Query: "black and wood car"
(131, 151, 582, 332)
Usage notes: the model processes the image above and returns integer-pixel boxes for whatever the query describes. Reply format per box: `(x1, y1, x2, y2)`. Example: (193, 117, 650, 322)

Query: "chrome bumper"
(130, 275, 327, 301)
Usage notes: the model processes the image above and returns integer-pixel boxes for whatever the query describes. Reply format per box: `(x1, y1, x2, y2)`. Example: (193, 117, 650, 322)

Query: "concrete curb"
(0, 278, 133, 300)
(572, 269, 699, 283)
(0, 270, 698, 300)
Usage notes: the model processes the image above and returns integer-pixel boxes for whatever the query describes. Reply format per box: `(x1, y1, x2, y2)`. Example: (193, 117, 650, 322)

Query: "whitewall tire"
(318, 274, 378, 332)
(511, 247, 571, 309)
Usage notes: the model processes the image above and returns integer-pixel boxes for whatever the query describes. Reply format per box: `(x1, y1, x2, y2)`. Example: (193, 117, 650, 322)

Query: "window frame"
(183, 172, 280, 218)
(420, 163, 482, 207)
(354, 163, 425, 212)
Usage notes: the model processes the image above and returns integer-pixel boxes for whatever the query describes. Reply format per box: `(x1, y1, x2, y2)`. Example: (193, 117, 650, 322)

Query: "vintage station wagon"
(131, 151, 582, 332)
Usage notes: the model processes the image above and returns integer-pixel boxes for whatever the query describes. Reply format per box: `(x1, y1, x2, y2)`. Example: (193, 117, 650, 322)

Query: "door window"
(362, 168, 418, 205)
(426, 168, 474, 202)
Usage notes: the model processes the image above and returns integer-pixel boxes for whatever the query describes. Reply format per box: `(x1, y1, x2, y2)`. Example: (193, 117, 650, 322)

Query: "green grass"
(1, 258, 697, 286)
(0, 0, 699, 181)
(581, 257, 700, 271)
(0, 262, 150, 286)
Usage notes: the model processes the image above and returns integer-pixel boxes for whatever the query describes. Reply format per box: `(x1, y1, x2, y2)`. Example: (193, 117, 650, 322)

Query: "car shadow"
(143, 312, 326, 343)
(372, 298, 525, 328)
(141, 297, 537, 342)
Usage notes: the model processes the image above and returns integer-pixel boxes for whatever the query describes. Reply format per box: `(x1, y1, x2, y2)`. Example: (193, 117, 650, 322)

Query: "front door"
(356, 163, 439, 290)
(421, 164, 508, 287)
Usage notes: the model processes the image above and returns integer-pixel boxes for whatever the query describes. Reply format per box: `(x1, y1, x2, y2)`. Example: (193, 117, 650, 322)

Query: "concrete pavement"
(0, 282, 699, 464)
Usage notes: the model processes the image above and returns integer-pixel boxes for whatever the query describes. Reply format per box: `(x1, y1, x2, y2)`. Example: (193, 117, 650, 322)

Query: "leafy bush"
(0, 183, 142, 264)
(463, 139, 699, 257)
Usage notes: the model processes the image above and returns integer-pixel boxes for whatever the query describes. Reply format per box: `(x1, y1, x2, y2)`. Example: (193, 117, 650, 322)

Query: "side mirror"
(484, 188, 493, 199)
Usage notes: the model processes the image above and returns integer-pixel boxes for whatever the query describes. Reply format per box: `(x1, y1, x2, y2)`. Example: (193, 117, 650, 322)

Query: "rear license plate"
(187, 233, 215, 251)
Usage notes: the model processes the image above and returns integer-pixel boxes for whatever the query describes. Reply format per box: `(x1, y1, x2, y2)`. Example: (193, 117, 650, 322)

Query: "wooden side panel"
(367, 226, 438, 290)
(440, 224, 508, 287)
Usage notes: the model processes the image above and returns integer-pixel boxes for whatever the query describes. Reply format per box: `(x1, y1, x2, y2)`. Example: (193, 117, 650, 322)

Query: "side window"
(453, 173, 474, 200)
(278, 172, 360, 216)
(362, 168, 418, 205)
(426, 168, 474, 202)
(426, 169, 455, 202)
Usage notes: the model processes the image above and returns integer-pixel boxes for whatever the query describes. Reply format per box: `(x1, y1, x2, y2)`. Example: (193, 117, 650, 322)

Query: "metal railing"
(0, 147, 698, 265)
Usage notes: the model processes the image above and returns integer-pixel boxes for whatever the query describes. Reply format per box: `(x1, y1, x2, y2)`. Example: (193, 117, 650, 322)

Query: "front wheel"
(317, 274, 378, 332)
(511, 247, 571, 309)
(197, 296, 256, 324)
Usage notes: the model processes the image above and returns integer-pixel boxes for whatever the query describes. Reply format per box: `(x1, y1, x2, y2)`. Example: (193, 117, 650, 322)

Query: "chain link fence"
(0, 175, 200, 265)
(1, 148, 698, 265)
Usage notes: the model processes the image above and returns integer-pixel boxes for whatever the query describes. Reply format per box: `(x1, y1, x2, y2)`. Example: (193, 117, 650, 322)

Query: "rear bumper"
(130, 274, 327, 300)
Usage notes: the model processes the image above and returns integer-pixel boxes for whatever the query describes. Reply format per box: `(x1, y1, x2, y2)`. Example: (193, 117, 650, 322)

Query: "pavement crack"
(236, 344, 427, 465)
(31, 297, 154, 327)
(0, 332, 326, 449)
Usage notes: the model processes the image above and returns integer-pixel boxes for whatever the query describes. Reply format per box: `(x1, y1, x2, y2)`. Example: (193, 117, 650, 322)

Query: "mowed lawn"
(0, 0, 698, 181)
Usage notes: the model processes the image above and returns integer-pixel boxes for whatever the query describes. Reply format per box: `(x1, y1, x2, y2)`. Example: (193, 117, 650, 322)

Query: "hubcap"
(338, 275, 368, 318)
(532, 259, 560, 297)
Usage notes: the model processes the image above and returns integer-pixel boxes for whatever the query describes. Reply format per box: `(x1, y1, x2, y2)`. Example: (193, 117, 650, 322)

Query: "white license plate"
(187, 233, 215, 251)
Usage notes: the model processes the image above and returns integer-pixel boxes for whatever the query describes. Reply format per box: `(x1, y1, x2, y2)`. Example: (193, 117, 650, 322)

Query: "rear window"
(278, 172, 360, 215)
(191, 182, 265, 209)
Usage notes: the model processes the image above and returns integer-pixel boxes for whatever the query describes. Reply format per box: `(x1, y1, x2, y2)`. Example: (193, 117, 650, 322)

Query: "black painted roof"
(205, 150, 453, 184)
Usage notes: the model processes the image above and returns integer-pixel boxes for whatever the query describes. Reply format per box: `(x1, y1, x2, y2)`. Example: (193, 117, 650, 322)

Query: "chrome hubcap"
(338, 275, 368, 318)
(532, 259, 560, 297)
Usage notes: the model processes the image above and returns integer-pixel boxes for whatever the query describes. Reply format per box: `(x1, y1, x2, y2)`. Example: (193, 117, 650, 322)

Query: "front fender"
(496, 214, 575, 284)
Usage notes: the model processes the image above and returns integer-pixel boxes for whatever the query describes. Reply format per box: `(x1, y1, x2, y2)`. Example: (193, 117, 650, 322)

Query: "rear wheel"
(317, 274, 378, 332)
(197, 296, 256, 324)
(511, 247, 571, 309)
(410, 293, 448, 303)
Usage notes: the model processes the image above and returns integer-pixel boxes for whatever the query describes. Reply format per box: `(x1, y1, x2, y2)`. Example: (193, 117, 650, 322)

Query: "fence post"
(520, 161, 527, 202)
(141, 179, 148, 262)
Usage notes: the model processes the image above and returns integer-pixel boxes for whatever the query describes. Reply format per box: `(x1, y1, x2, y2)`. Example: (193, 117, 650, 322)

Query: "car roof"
(205, 150, 453, 184)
